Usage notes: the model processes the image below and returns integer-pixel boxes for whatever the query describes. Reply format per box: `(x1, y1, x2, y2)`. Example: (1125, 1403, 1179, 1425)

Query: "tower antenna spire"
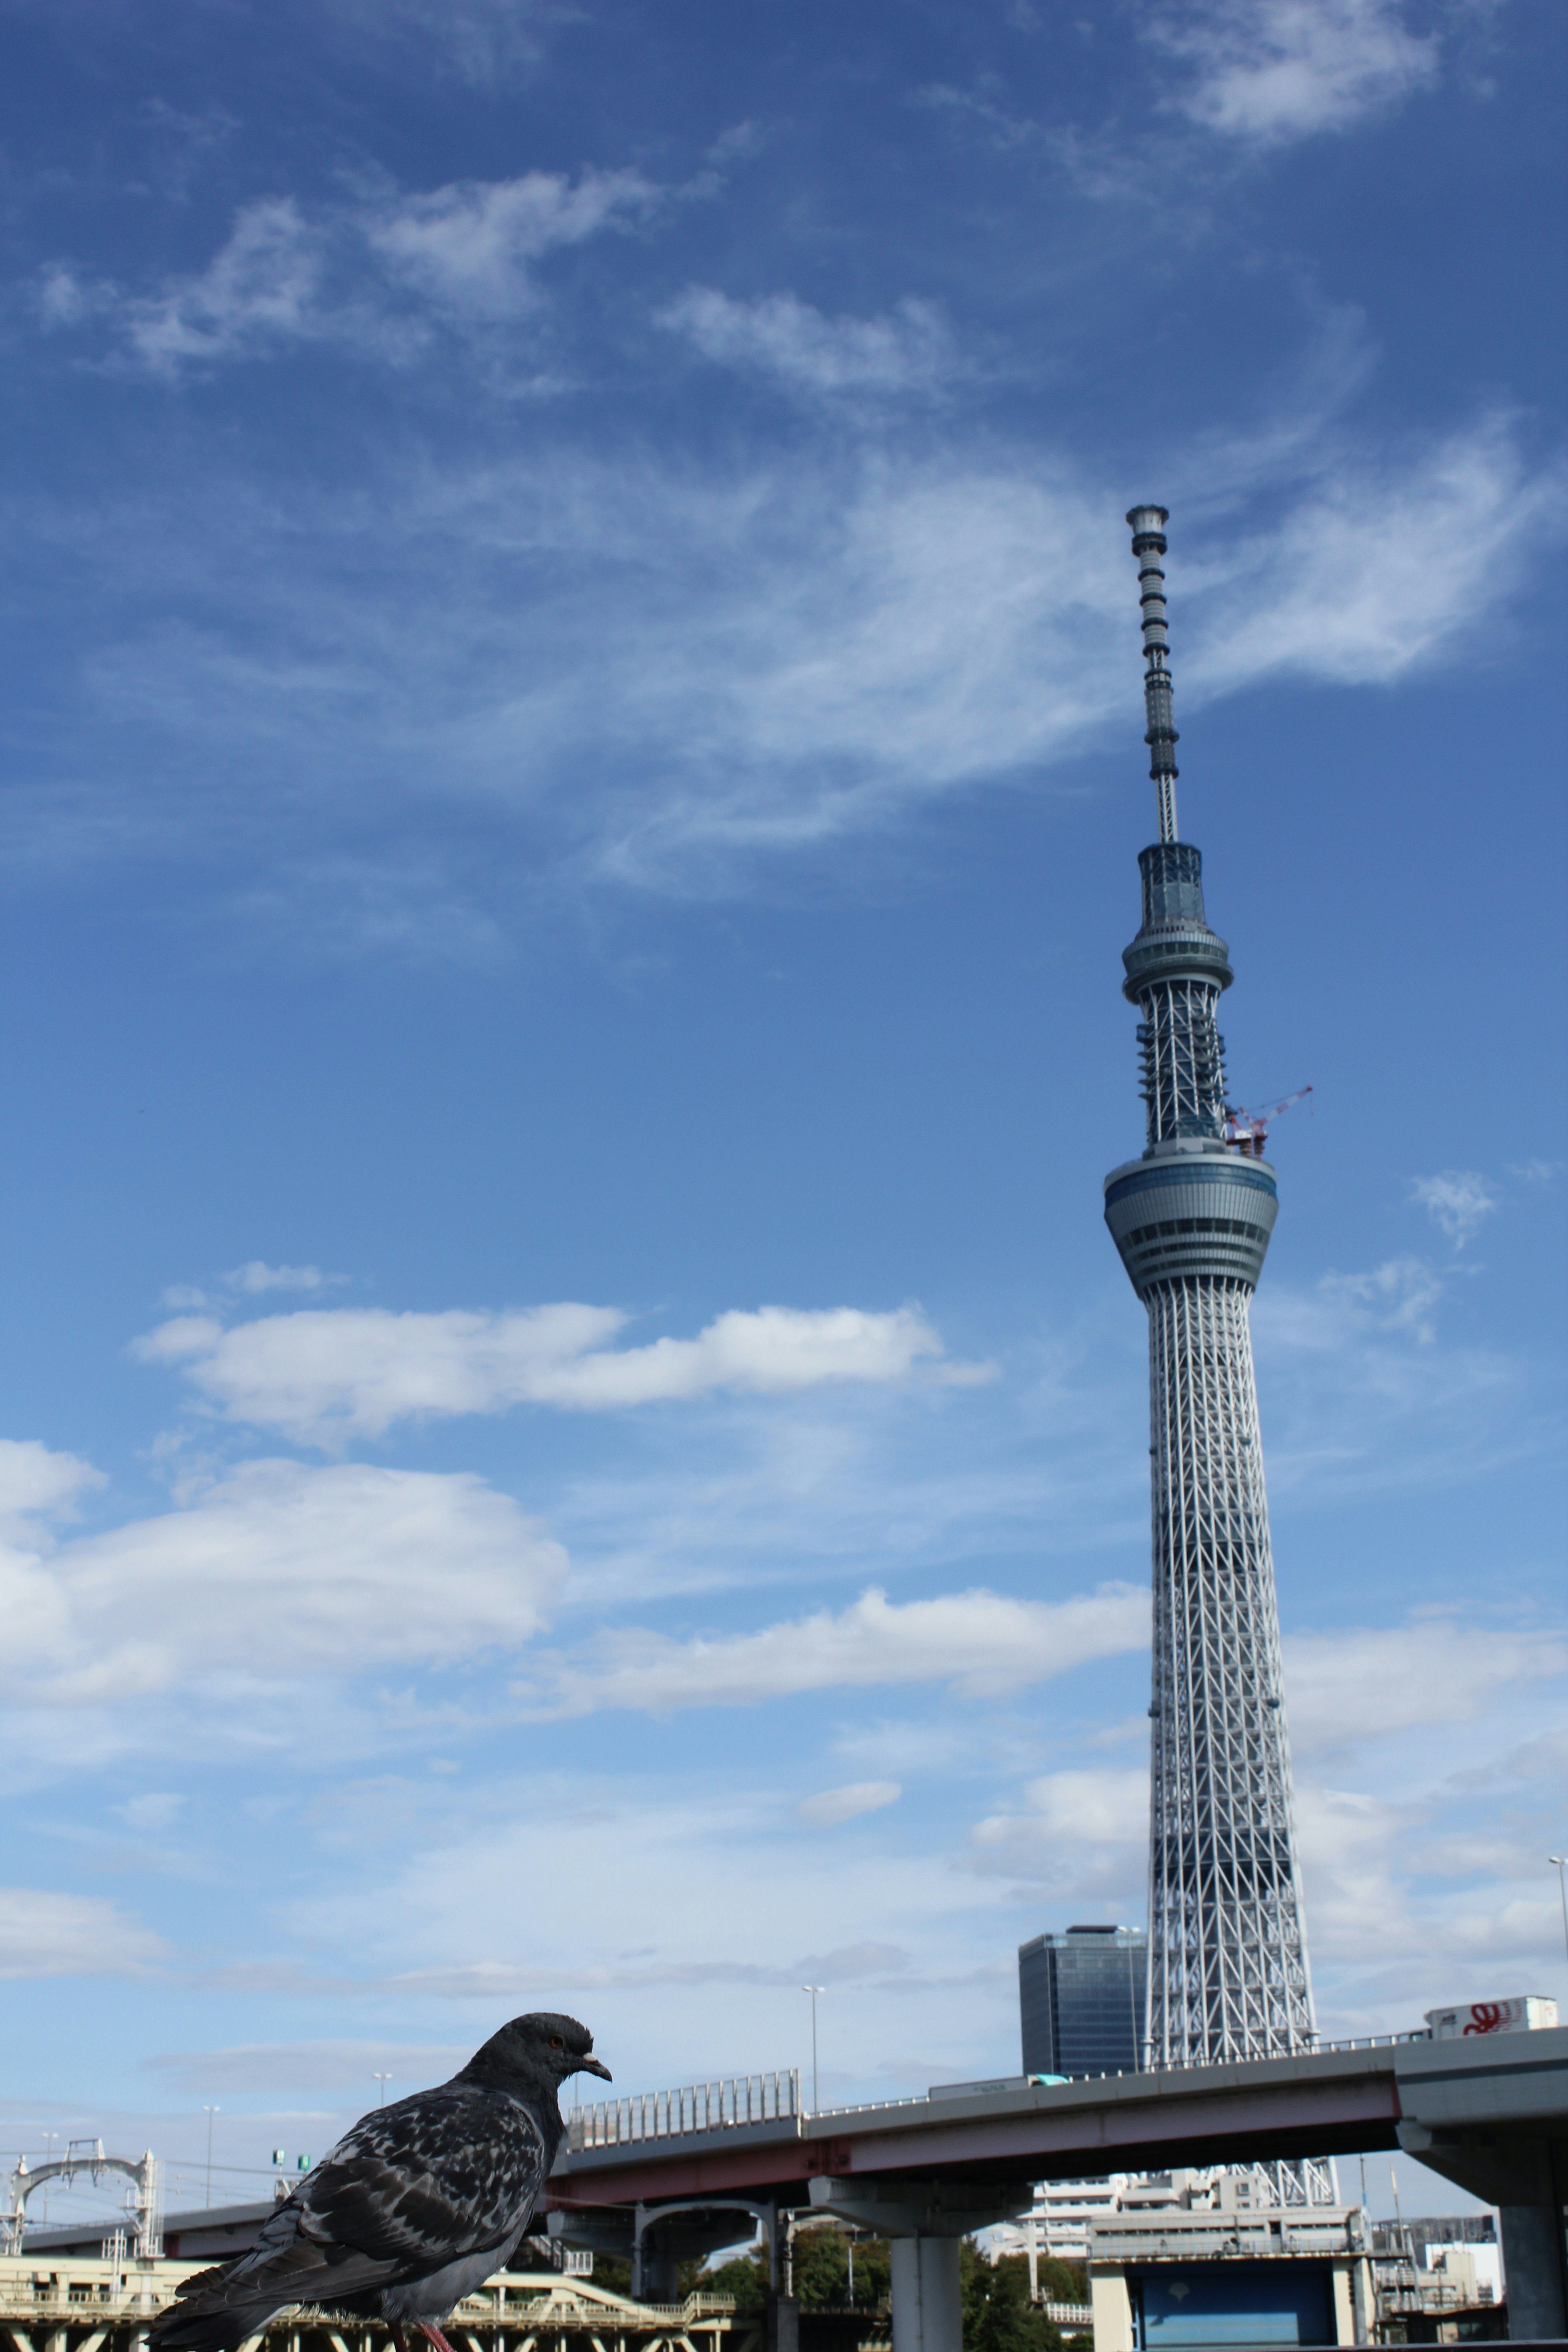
(1127, 505, 1178, 844)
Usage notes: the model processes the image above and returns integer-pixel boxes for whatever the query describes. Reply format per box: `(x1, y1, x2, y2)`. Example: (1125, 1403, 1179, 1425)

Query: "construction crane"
(1224, 1085, 1312, 1158)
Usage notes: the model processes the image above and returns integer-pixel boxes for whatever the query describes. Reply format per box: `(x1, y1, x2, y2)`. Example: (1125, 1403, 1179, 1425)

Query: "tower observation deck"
(1105, 510, 1321, 2134)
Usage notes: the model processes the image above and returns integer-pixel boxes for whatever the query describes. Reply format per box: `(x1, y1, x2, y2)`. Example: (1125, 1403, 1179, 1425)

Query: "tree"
(1034, 2255, 1088, 2307)
(705, 2252, 768, 2310)
(961, 2251, 1063, 2352)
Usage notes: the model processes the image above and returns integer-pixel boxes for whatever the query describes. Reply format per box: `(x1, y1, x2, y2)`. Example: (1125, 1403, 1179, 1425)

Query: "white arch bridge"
(2, 2148, 160, 2261)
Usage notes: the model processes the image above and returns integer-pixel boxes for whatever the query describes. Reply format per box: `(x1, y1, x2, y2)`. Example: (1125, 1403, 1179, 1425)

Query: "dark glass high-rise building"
(1018, 1926, 1148, 2078)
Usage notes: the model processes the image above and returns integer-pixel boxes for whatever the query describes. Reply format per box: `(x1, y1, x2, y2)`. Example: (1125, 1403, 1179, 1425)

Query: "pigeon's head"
(462, 2012, 612, 2096)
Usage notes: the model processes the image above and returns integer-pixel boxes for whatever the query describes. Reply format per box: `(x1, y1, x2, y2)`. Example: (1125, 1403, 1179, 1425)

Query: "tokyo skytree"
(1103, 508, 1323, 2116)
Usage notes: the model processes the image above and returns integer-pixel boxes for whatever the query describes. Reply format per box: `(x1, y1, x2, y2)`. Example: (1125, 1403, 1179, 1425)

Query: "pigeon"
(150, 2012, 610, 2352)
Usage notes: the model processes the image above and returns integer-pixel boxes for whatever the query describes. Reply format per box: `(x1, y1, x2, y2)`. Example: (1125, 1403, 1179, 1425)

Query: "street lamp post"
(800, 1986, 824, 2114)
(373, 2074, 393, 2106)
(1550, 1855, 1568, 1969)
(202, 2109, 219, 2208)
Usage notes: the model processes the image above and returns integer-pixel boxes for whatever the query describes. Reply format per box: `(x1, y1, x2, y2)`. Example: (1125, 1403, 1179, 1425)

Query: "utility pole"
(800, 1986, 824, 2114)
(1550, 1855, 1568, 1969)
(203, 2109, 219, 2207)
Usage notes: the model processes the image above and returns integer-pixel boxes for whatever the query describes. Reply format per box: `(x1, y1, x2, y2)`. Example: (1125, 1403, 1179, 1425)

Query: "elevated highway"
(544, 2027, 1568, 2347)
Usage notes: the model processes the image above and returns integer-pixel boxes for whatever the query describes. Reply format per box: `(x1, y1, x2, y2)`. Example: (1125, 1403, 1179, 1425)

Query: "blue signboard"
(1135, 2263, 1334, 2347)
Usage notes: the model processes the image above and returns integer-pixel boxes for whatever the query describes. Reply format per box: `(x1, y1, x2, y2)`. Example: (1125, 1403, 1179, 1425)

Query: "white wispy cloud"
(1409, 1169, 1498, 1247)
(662, 288, 958, 397)
(327, 0, 548, 87)
(0, 1886, 168, 1979)
(1186, 417, 1557, 694)
(798, 1780, 903, 1827)
(284, 1781, 1031, 2096)
(2, 1457, 565, 1704)
(514, 1583, 1148, 1717)
(363, 169, 659, 318)
(1250, 1253, 1534, 1497)
(25, 407, 1554, 915)
(147, 2039, 466, 2094)
(132, 1301, 987, 1445)
(225, 1260, 341, 1294)
(1283, 1618, 1568, 1754)
(46, 167, 660, 377)
(1154, 0, 1440, 146)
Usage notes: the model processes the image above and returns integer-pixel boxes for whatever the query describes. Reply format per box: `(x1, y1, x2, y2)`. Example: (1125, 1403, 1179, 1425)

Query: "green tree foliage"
(704, 2252, 768, 2310)
(789, 2224, 892, 2310)
(1035, 2256, 1088, 2307)
(960, 2251, 1063, 2352)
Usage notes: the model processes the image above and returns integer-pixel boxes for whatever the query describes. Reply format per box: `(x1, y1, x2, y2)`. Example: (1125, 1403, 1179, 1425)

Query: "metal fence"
(567, 2071, 800, 2151)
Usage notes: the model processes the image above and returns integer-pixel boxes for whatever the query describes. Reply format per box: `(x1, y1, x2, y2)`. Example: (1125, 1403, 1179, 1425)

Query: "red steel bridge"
(542, 2026, 1568, 2350)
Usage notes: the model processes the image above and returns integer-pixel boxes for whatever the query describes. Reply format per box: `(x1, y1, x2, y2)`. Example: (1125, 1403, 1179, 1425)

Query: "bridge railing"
(567, 2070, 800, 2150)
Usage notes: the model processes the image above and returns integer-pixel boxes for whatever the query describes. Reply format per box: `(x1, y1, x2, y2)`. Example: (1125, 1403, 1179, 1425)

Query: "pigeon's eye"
(549, 2036, 564, 2048)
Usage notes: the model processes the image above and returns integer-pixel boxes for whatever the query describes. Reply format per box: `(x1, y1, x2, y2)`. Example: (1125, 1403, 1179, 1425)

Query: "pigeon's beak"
(577, 2055, 612, 2081)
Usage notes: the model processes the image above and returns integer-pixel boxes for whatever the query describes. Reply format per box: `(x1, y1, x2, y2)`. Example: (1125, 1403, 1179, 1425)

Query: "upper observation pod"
(1121, 839, 1234, 1005)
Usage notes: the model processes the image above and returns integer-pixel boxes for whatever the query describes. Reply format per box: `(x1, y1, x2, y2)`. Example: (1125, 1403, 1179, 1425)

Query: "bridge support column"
(890, 2237, 961, 2352)
(1396, 2118, 1567, 2343)
(1498, 2200, 1567, 2342)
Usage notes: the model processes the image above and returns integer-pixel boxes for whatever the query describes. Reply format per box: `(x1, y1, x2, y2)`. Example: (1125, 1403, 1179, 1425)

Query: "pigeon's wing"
(301, 2085, 550, 2270)
(150, 2087, 548, 2352)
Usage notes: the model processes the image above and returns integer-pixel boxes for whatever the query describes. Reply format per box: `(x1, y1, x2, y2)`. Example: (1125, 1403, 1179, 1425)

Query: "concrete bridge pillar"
(806, 2174, 1027, 2352)
(1497, 2199, 1567, 2342)
(889, 2236, 961, 2352)
(1396, 2117, 1567, 2343)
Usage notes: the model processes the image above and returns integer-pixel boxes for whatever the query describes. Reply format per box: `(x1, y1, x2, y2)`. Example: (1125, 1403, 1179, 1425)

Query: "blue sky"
(0, 0, 1564, 2230)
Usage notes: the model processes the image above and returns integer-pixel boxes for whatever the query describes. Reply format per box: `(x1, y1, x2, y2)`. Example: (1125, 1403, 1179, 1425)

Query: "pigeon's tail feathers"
(148, 2297, 287, 2352)
(145, 2216, 398, 2352)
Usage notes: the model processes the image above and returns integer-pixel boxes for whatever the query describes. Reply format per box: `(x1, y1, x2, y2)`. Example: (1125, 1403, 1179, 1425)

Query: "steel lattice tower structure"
(1104, 509, 1323, 2126)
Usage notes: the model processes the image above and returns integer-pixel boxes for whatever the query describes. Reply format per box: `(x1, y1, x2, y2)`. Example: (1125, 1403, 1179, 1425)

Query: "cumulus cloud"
(797, 1780, 903, 1827)
(971, 1767, 1148, 1876)
(0, 1886, 168, 1978)
(0, 1436, 103, 1537)
(52, 167, 660, 377)
(515, 1583, 1147, 1717)
(133, 1301, 984, 1445)
(662, 288, 957, 397)
(1409, 1169, 1498, 1247)
(1155, 0, 1439, 145)
(2, 1459, 565, 1704)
